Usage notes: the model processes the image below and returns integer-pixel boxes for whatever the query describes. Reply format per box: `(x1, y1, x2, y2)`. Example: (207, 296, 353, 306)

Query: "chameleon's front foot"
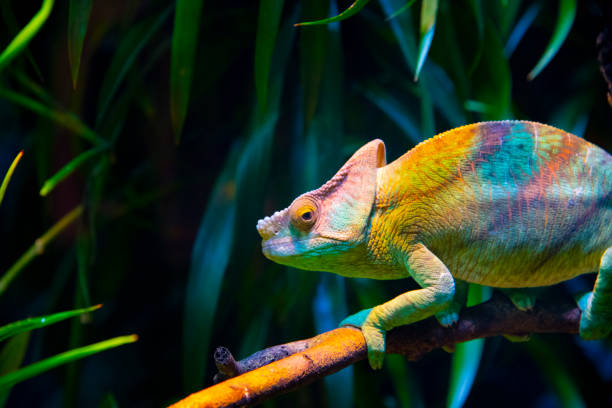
(361, 321, 386, 369)
(340, 308, 387, 369)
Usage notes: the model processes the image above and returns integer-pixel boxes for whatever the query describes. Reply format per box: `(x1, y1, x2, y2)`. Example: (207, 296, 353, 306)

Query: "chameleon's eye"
(290, 196, 318, 231)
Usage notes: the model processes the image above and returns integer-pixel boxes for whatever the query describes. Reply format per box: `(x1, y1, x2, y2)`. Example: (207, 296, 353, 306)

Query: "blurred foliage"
(0, 0, 611, 407)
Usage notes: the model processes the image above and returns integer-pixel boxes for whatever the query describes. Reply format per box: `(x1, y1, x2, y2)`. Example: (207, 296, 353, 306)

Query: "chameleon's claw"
(362, 322, 386, 370)
(339, 308, 372, 328)
(435, 310, 459, 327)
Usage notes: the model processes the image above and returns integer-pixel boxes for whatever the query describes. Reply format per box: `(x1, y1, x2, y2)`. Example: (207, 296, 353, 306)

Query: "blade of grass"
(525, 338, 586, 408)
(446, 284, 492, 408)
(0, 305, 101, 342)
(0, 335, 137, 390)
(385, 0, 417, 21)
(0, 150, 23, 208)
(470, 20, 511, 120)
(255, 0, 284, 111)
(98, 6, 171, 127)
(1, 2, 44, 81)
(295, 0, 369, 27)
(0, 88, 102, 144)
(0, 333, 30, 408)
(300, 0, 329, 129)
(504, 3, 540, 58)
(170, 0, 204, 142)
(182, 15, 295, 392)
(527, 0, 576, 80)
(414, 0, 438, 81)
(361, 84, 421, 144)
(40, 144, 108, 196)
(67, 0, 93, 89)
(0, 0, 55, 72)
(0, 205, 83, 296)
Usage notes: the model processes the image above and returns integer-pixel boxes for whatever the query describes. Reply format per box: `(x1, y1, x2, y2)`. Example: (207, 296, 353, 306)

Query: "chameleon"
(256, 121, 612, 369)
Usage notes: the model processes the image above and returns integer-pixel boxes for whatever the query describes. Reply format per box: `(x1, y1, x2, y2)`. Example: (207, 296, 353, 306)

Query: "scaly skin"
(257, 121, 612, 369)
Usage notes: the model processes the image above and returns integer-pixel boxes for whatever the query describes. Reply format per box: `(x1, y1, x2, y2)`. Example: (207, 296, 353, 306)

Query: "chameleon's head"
(257, 139, 386, 272)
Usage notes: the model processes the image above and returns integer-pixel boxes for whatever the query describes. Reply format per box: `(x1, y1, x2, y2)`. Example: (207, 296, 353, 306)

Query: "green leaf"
(446, 284, 492, 408)
(1, 2, 44, 81)
(0, 305, 101, 343)
(40, 144, 108, 196)
(98, 7, 171, 126)
(0, 335, 137, 391)
(295, 0, 369, 27)
(361, 84, 421, 144)
(0, 205, 83, 296)
(0, 88, 102, 145)
(414, 0, 438, 81)
(182, 14, 296, 392)
(170, 0, 204, 143)
(255, 0, 284, 111)
(0, 150, 23, 208)
(470, 20, 511, 120)
(67, 0, 93, 89)
(385, 0, 417, 21)
(0, 333, 30, 408)
(300, 0, 329, 128)
(525, 338, 586, 408)
(527, 0, 576, 80)
(0, 0, 55, 72)
(504, 3, 541, 58)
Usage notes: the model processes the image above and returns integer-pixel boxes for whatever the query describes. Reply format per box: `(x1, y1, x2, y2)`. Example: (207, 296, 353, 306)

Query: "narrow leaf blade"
(527, 0, 576, 80)
(67, 0, 93, 89)
(295, 0, 369, 27)
(170, 0, 204, 142)
(446, 285, 492, 408)
(0, 305, 101, 343)
(254, 0, 284, 111)
(0, 150, 23, 208)
(0, 333, 30, 407)
(98, 7, 171, 126)
(40, 145, 107, 196)
(0, 335, 137, 390)
(414, 0, 438, 81)
(0, 0, 55, 71)
(0, 87, 102, 144)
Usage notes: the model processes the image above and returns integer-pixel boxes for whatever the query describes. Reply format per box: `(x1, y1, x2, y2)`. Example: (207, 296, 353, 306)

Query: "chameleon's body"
(257, 121, 612, 369)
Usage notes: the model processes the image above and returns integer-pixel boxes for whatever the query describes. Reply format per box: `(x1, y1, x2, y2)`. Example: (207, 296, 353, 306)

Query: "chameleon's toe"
(511, 294, 535, 311)
(575, 292, 592, 313)
(362, 322, 386, 370)
(579, 316, 611, 340)
(340, 308, 372, 328)
(435, 310, 459, 327)
(503, 333, 531, 342)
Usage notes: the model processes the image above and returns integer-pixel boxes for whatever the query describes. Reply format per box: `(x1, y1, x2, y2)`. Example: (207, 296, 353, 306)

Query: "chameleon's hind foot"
(503, 333, 531, 342)
(500, 288, 536, 311)
(578, 248, 612, 340)
(578, 292, 612, 340)
(435, 309, 459, 327)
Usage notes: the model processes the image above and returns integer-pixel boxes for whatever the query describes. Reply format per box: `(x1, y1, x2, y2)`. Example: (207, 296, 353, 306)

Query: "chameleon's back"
(375, 121, 612, 287)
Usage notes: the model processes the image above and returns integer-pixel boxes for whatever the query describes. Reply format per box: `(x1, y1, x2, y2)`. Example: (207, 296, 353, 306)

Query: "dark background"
(0, 0, 611, 407)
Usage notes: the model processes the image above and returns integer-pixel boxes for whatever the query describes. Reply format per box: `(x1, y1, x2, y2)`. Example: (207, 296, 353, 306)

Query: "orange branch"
(170, 293, 581, 408)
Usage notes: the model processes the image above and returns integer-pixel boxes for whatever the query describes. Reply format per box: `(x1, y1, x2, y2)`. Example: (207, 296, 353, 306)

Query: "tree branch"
(170, 293, 581, 408)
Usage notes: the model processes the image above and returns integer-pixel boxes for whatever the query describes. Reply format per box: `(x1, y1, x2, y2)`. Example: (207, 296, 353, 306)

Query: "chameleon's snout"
(256, 208, 287, 240)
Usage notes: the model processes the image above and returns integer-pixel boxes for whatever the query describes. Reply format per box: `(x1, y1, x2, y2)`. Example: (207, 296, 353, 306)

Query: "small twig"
(170, 293, 581, 408)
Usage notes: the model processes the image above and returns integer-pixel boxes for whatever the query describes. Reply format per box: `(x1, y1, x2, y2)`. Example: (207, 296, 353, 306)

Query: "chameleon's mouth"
(261, 235, 343, 261)
(256, 208, 288, 240)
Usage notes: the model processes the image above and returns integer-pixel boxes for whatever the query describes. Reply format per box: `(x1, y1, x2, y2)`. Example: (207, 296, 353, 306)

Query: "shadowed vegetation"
(0, 0, 611, 406)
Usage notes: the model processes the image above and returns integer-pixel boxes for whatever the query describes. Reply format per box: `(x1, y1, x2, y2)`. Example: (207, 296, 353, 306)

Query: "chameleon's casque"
(257, 121, 612, 369)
